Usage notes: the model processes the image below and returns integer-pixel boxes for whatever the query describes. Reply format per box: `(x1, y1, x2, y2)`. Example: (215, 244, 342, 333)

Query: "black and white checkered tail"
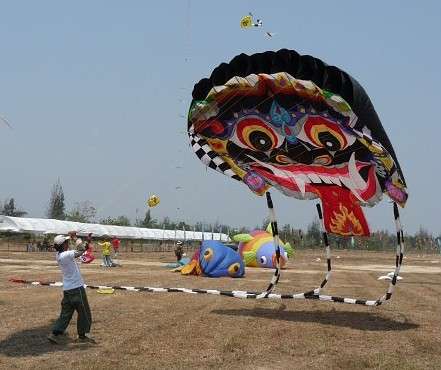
(9, 279, 396, 305)
(374, 202, 404, 305)
(315, 203, 332, 295)
(256, 192, 282, 299)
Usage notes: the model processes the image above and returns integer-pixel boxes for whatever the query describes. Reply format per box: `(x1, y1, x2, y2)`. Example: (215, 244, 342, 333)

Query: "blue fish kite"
(180, 240, 245, 278)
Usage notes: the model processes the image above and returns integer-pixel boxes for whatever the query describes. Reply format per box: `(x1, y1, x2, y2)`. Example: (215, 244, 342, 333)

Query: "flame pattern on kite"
(329, 204, 364, 236)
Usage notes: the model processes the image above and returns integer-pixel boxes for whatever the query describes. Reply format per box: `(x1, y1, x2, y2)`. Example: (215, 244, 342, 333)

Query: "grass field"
(1, 249, 440, 369)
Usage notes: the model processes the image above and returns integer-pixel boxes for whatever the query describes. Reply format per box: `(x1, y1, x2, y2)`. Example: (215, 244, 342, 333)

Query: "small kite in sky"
(240, 13, 262, 28)
(147, 194, 160, 208)
(241, 13, 275, 38)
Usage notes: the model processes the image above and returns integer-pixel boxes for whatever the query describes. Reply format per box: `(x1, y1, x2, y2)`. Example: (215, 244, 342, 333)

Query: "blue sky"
(0, 1, 440, 234)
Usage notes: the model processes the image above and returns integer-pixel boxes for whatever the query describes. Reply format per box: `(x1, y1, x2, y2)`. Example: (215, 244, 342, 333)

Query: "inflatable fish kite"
(180, 240, 245, 278)
(234, 224, 294, 268)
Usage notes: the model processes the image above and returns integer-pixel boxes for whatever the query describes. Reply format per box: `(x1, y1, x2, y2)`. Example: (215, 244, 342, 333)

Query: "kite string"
(0, 115, 13, 129)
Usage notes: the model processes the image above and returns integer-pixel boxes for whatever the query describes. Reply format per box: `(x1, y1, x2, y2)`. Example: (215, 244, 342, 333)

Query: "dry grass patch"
(0, 250, 440, 369)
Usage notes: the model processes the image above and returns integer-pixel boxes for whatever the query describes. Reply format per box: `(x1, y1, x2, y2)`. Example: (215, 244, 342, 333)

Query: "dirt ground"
(1, 249, 440, 370)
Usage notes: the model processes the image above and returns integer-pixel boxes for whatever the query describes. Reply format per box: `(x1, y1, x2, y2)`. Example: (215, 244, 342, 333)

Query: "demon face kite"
(188, 49, 407, 236)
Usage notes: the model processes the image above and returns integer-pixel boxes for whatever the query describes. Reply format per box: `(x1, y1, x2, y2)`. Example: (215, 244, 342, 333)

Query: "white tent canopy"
(0, 216, 230, 242)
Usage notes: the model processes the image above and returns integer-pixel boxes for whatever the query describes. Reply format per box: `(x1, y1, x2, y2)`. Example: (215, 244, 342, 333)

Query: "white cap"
(176, 241, 183, 245)
(54, 235, 70, 246)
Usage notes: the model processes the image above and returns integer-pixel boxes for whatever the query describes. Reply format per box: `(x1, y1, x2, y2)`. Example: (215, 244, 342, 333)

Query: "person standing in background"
(174, 241, 184, 262)
(98, 237, 113, 267)
(111, 237, 120, 258)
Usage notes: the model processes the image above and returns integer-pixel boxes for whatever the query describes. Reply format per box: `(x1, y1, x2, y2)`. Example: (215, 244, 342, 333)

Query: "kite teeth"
(307, 173, 322, 184)
(318, 174, 333, 184)
(291, 174, 307, 196)
(330, 176, 342, 186)
(339, 176, 365, 203)
(348, 152, 367, 190)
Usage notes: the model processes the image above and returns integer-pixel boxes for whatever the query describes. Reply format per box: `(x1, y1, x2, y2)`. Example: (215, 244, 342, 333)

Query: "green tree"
(414, 226, 432, 251)
(101, 216, 131, 226)
(1, 198, 27, 217)
(139, 209, 158, 228)
(162, 217, 177, 230)
(47, 179, 65, 220)
(281, 224, 292, 243)
(66, 201, 96, 223)
(177, 221, 192, 230)
(306, 218, 321, 248)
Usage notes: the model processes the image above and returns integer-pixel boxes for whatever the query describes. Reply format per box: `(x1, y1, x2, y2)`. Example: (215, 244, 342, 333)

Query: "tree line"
(2, 179, 440, 252)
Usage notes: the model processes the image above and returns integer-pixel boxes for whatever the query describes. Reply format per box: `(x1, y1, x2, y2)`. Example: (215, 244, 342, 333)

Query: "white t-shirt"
(56, 250, 84, 290)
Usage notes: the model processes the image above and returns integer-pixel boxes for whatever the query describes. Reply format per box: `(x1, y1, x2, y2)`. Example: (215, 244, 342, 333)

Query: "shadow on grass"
(212, 308, 419, 331)
(400, 281, 438, 285)
(0, 322, 90, 357)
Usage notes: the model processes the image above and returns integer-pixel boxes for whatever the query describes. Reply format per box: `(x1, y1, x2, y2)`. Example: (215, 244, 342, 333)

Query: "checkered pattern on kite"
(9, 278, 381, 306)
(189, 133, 241, 181)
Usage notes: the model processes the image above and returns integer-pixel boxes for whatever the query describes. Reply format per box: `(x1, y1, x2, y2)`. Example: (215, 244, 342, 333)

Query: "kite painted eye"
(275, 154, 292, 165)
(228, 263, 241, 276)
(314, 154, 333, 165)
(260, 256, 267, 265)
(203, 248, 213, 261)
(233, 117, 282, 152)
(298, 116, 355, 151)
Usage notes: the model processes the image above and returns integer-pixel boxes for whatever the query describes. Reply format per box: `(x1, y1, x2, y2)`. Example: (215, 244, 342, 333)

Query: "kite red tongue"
(314, 186, 370, 236)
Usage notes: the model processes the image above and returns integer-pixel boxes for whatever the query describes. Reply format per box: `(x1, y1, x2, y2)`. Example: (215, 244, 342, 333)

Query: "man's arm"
(73, 239, 90, 258)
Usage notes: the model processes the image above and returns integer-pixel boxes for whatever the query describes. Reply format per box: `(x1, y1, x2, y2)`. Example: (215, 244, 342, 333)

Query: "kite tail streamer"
(8, 265, 402, 306)
(6, 278, 388, 305)
(256, 192, 282, 299)
(375, 202, 404, 305)
(315, 203, 332, 294)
